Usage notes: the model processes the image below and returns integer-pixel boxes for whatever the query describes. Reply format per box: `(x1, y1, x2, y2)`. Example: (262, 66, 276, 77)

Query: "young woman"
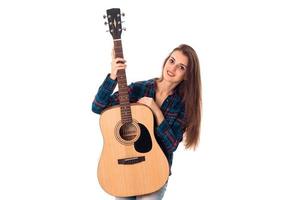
(92, 44, 202, 200)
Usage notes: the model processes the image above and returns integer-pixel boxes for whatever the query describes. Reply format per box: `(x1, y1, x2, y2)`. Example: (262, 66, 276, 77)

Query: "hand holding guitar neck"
(110, 55, 127, 80)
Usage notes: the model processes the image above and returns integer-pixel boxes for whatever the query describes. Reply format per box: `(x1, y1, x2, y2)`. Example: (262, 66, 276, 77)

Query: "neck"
(156, 79, 177, 96)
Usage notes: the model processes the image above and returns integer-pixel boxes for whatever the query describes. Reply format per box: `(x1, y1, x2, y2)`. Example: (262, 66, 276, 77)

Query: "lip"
(167, 70, 175, 77)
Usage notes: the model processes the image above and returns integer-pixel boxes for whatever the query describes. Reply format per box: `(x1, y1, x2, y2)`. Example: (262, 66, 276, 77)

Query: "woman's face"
(163, 50, 188, 84)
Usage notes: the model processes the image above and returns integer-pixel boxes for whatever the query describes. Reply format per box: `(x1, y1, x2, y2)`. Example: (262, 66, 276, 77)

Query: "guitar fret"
(118, 81, 127, 85)
(119, 86, 127, 89)
(119, 87, 128, 91)
(119, 97, 129, 101)
(118, 78, 127, 81)
(121, 107, 131, 112)
(114, 49, 122, 52)
(121, 114, 131, 118)
(121, 111, 131, 114)
(122, 120, 132, 124)
(122, 116, 132, 120)
(118, 75, 126, 79)
(118, 79, 126, 82)
(118, 77, 126, 80)
(119, 92, 128, 95)
(119, 88, 128, 92)
(119, 93, 128, 96)
(121, 113, 131, 116)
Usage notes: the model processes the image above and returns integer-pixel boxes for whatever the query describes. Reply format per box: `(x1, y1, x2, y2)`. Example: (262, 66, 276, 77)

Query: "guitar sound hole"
(119, 123, 138, 141)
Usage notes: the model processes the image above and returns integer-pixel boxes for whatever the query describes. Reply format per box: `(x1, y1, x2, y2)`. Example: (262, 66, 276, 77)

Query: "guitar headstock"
(103, 8, 125, 40)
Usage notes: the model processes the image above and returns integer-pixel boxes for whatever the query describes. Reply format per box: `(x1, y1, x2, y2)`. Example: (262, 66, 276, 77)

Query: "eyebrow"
(170, 56, 187, 68)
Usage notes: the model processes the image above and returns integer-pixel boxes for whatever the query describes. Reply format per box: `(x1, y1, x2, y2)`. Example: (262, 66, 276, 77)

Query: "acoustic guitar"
(97, 8, 169, 197)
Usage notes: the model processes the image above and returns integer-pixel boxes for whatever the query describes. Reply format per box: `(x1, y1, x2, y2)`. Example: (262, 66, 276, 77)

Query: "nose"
(169, 64, 179, 72)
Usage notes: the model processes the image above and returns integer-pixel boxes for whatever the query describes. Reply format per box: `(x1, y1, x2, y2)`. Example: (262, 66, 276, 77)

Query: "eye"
(179, 65, 186, 71)
(169, 58, 175, 64)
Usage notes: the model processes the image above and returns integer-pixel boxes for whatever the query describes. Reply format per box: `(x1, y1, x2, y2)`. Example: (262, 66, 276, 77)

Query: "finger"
(137, 100, 144, 104)
(114, 58, 126, 64)
(111, 60, 126, 68)
(115, 63, 127, 69)
(138, 97, 145, 102)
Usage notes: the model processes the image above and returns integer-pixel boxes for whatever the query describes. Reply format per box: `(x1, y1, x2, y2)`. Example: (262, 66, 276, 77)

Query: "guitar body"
(97, 103, 169, 197)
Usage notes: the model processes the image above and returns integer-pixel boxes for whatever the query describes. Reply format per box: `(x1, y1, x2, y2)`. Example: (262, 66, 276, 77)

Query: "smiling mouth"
(167, 70, 175, 77)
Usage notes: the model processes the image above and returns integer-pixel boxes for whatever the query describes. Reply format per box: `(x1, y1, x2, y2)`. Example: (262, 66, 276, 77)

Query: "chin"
(163, 76, 179, 84)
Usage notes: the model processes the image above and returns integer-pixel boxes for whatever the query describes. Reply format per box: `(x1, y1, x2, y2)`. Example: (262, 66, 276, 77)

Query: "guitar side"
(97, 103, 169, 197)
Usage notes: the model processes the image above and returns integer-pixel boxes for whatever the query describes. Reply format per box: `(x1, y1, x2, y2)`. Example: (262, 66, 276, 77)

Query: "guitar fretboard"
(114, 39, 132, 124)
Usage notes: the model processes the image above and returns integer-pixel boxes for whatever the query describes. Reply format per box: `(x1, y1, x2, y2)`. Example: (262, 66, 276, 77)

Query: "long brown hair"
(160, 44, 202, 150)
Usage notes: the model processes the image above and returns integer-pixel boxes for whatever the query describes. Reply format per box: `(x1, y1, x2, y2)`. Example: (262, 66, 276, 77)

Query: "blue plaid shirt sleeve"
(156, 106, 186, 154)
(92, 74, 139, 114)
(92, 74, 120, 114)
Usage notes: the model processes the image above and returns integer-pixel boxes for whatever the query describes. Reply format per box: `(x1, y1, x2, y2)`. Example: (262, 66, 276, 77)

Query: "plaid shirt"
(92, 74, 186, 170)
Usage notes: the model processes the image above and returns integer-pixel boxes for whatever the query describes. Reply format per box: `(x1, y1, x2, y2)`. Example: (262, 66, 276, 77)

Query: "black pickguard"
(134, 123, 152, 153)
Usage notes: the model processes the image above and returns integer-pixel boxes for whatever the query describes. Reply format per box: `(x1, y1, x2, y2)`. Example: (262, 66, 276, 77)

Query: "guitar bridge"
(118, 156, 145, 165)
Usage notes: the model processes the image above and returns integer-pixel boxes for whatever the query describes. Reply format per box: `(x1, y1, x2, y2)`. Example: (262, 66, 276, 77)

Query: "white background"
(1, 0, 300, 199)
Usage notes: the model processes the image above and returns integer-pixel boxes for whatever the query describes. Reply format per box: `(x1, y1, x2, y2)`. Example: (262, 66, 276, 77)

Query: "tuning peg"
(103, 15, 106, 19)
(118, 28, 126, 32)
(122, 13, 125, 17)
(104, 21, 108, 26)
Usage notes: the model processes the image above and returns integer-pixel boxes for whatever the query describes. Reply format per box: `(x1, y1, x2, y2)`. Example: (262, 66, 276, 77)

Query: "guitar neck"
(113, 39, 132, 123)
